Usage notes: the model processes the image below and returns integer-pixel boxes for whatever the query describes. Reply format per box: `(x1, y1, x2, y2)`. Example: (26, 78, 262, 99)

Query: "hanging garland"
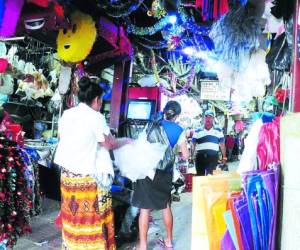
(151, 50, 196, 97)
(159, 67, 196, 97)
(134, 37, 169, 50)
(127, 9, 210, 37)
(99, 0, 144, 17)
(127, 14, 173, 36)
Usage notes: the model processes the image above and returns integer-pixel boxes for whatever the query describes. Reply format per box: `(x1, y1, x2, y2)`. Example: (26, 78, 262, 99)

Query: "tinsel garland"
(150, 50, 196, 97)
(99, 0, 144, 17)
(136, 51, 195, 79)
(127, 14, 174, 36)
(0, 138, 32, 248)
(159, 67, 196, 97)
(134, 37, 169, 50)
(127, 9, 210, 37)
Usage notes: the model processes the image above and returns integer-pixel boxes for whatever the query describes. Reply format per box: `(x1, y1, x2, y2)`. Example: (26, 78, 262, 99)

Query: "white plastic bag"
(113, 131, 167, 181)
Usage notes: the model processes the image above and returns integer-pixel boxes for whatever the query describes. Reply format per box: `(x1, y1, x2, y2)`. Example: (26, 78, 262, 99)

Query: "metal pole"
(292, 0, 300, 112)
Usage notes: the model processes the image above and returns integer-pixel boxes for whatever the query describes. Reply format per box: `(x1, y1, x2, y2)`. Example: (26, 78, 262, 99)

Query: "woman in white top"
(54, 76, 130, 250)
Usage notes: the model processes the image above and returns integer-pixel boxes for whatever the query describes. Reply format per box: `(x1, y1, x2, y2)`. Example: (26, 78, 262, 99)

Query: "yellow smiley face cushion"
(57, 11, 97, 63)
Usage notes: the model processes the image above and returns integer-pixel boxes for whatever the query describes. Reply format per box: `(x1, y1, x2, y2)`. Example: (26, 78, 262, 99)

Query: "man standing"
(192, 110, 227, 175)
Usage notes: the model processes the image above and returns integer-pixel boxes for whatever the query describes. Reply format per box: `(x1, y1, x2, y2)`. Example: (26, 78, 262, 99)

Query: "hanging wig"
(0, 0, 24, 37)
(209, 1, 262, 71)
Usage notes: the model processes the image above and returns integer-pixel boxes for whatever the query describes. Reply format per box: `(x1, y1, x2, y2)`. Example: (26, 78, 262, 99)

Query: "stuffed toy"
(23, 1, 64, 31)
(57, 11, 97, 63)
(0, 0, 24, 37)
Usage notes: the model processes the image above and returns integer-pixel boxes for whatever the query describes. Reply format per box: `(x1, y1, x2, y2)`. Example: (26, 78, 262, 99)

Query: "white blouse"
(54, 103, 112, 175)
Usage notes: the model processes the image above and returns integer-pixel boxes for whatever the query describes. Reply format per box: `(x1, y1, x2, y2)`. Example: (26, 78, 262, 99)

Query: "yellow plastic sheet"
(191, 173, 241, 250)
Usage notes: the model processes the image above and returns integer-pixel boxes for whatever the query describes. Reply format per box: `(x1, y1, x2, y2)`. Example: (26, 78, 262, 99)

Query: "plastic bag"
(146, 120, 175, 171)
(113, 131, 167, 181)
(266, 33, 291, 71)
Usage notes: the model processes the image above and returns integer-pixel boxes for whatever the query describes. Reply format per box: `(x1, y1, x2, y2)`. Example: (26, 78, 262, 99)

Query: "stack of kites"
(192, 166, 280, 250)
(192, 115, 281, 250)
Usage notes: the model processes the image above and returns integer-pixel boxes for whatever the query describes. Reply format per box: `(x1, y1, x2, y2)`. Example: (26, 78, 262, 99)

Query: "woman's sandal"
(157, 238, 174, 250)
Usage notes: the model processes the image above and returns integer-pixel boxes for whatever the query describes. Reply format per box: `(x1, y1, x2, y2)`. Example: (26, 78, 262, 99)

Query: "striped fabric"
(61, 168, 116, 250)
(192, 127, 224, 153)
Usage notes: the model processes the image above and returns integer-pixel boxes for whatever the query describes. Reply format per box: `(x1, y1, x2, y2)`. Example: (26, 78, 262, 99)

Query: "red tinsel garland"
(0, 139, 32, 248)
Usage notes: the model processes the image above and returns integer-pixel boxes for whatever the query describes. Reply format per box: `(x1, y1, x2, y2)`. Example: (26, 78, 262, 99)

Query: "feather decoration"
(0, 0, 24, 37)
(209, 2, 261, 72)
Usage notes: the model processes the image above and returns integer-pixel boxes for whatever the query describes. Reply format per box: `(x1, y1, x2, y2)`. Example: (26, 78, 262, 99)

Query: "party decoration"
(0, 138, 32, 248)
(275, 88, 289, 104)
(195, 0, 229, 21)
(147, 0, 166, 18)
(57, 11, 96, 63)
(209, 2, 261, 71)
(0, 58, 8, 73)
(27, 0, 49, 8)
(100, 0, 144, 17)
(0, 0, 24, 37)
(23, 1, 65, 30)
(16, 72, 54, 99)
(159, 67, 196, 97)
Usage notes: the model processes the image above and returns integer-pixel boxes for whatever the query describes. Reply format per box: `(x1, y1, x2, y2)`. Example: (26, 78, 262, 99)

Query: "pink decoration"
(0, 0, 24, 37)
(0, 58, 8, 73)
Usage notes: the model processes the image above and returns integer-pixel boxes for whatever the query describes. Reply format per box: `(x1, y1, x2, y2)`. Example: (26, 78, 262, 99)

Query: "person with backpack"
(132, 100, 189, 250)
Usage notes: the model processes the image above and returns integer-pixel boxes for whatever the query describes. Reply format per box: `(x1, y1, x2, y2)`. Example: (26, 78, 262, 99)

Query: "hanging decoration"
(27, 0, 49, 8)
(57, 11, 96, 63)
(159, 67, 196, 97)
(195, 0, 229, 21)
(147, 0, 166, 19)
(0, 138, 32, 248)
(209, 2, 262, 72)
(23, 1, 65, 31)
(127, 14, 174, 36)
(99, 0, 144, 18)
(134, 36, 169, 49)
(0, 0, 24, 37)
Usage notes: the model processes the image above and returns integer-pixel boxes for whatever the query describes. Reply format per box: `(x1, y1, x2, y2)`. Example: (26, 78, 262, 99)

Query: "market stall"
(0, 0, 298, 249)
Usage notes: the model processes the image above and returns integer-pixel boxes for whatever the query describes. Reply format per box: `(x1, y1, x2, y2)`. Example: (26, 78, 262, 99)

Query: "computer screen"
(127, 99, 156, 120)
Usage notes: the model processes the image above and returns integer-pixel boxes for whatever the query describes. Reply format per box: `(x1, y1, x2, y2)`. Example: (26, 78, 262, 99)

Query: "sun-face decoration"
(57, 11, 97, 63)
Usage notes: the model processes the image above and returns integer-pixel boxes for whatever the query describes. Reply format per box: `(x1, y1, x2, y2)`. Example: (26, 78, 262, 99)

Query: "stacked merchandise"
(192, 114, 281, 250)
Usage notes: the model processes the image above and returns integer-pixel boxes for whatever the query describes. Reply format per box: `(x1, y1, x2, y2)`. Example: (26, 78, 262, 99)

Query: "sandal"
(157, 238, 174, 250)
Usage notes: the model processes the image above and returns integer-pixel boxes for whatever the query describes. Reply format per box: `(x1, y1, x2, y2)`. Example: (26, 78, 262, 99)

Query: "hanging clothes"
(257, 117, 280, 170)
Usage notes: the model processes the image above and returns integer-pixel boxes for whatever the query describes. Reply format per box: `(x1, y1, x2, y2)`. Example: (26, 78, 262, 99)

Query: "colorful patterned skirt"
(60, 168, 116, 250)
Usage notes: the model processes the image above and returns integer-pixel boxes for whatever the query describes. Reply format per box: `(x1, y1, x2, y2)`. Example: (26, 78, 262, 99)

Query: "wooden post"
(292, 0, 300, 112)
(109, 61, 130, 132)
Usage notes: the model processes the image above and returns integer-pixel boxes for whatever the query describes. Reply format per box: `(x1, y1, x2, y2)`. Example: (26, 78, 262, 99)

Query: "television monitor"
(127, 99, 156, 120)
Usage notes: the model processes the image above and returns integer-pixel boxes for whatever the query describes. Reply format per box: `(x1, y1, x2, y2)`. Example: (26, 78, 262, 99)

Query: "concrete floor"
(12, 161, 239, 250)
(12, 193, 192, 250)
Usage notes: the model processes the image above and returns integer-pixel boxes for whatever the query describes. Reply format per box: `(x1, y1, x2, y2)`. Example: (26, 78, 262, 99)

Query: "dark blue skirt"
(132, 169, 173, 210)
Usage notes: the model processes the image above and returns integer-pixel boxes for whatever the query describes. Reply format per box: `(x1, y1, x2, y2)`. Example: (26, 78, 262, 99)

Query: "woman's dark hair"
(78, 76, 104, 105)
(163, 100, 181, 120)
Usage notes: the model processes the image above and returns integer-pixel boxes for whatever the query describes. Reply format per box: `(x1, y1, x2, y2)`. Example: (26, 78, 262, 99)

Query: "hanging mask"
(22, 2, 64, 31)
(57, 11, 97, 63)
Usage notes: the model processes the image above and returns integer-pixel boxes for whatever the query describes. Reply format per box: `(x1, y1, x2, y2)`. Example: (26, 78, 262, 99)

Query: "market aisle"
(120, 192, 192, 250)
(12, 162, 239, 250)
(12, 193, 192, 250)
